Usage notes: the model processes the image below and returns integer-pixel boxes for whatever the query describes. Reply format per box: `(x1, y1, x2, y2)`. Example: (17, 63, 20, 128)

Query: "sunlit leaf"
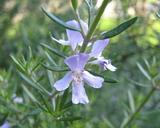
(100, 17, 138, 39)
(137, 62, 151, 80)
(41, 7, 80, 31)
(10, 55, 26, 72)
(44, 51, 57, 66)
(128, 90, 135, 113)
(22, 85, 38, 102)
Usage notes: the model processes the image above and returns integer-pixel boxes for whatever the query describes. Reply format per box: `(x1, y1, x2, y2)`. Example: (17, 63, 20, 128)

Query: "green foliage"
(71, 0, 78, 10)
(0, 0, 160, 128)
(100, 17, 138, 39)
(41, 7, 80, 31)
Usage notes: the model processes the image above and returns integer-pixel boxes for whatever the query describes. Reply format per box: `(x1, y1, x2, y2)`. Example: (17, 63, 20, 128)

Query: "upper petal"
(64, 53, 89, 71)
(72, 82, 89, 104)
(79, 20, 88, 35)
(53, 71, 73, 91)
(90, 39, 109, 57)
(83, 71, 104, 88)
(66, 20, 84, 50)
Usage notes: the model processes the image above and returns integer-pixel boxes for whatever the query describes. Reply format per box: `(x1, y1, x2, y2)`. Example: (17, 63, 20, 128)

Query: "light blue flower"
(90, 39, 117, 71)
(51, 19, 116, 71)
(53, 53, 104, 104)
(51, 20, 88, 50)
(0, 122, 10, 128)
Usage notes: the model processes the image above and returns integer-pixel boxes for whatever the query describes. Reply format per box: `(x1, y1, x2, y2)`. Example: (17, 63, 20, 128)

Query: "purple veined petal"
(83, 71, 104, 88)
(51, 36, 70, 45)
(64, 53, 89, 71)
(53, 71, 73, 91)
(72, 82, 89, 104)
(90, 39, 109, 58)
(66, 20, 84, 50)
(0, 122, 10, 128)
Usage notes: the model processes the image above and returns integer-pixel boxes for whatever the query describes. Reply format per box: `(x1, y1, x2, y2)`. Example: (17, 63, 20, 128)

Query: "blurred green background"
(0, 0, 160, 127)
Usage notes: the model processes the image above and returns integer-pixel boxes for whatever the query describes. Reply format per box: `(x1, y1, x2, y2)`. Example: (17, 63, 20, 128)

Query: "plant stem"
(74, 10, 86, 38)
(80, 0, 110, 52)
(123, 86, 156, 128)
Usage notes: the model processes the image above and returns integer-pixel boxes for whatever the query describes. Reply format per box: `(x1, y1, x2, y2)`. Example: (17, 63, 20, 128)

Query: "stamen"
(72, 70, 83, 84)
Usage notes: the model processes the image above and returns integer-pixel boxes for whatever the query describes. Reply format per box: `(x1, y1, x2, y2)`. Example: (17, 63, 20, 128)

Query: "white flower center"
(72, 70, 83, 84)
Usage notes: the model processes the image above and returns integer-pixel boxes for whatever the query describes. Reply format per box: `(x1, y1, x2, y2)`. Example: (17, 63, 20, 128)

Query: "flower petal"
(90, 39, 109, 57)
(53, 71, 73, 91)
(1, 122, 10, 128)
(66, 20, 84, 50)
(105, 63, 117, 72)
(65, 53, 89, 71)
(72, 82, 89, 104)
(51, 36, 70, 45)
(80, 20, 88, 35)
(83, 71, 104, 88)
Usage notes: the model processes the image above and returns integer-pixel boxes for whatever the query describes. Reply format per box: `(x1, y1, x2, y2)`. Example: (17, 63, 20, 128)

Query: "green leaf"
(103, 118, 115, 128)
(42, 64, 69, 72)
(19, 72, 50, 95)
(137, 62, 151, 80)
(44, 51, 57, 66)
(56, 116, 82, 121)
(22, 85, 38, 102)
(156, 10, 160, 18)
(60, 89, 69, 110)
(104, 77, 118, 83)
(41, 43, 66, 58)
(143, 58, 150, 70)
(85, 0, 92, 26)
(129, 79, 149, 88)
(101, 17, 138, 39)
(26, 109, 42, 116)
(39, 93, 53, 114)
(0, 97, 18, 113)
(41, 7, 80, 31)
(10, 55, 26, 72)
(120, 116, 129, 128)
(128, 90, 135, 113)
(71, 0, 78, 10)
